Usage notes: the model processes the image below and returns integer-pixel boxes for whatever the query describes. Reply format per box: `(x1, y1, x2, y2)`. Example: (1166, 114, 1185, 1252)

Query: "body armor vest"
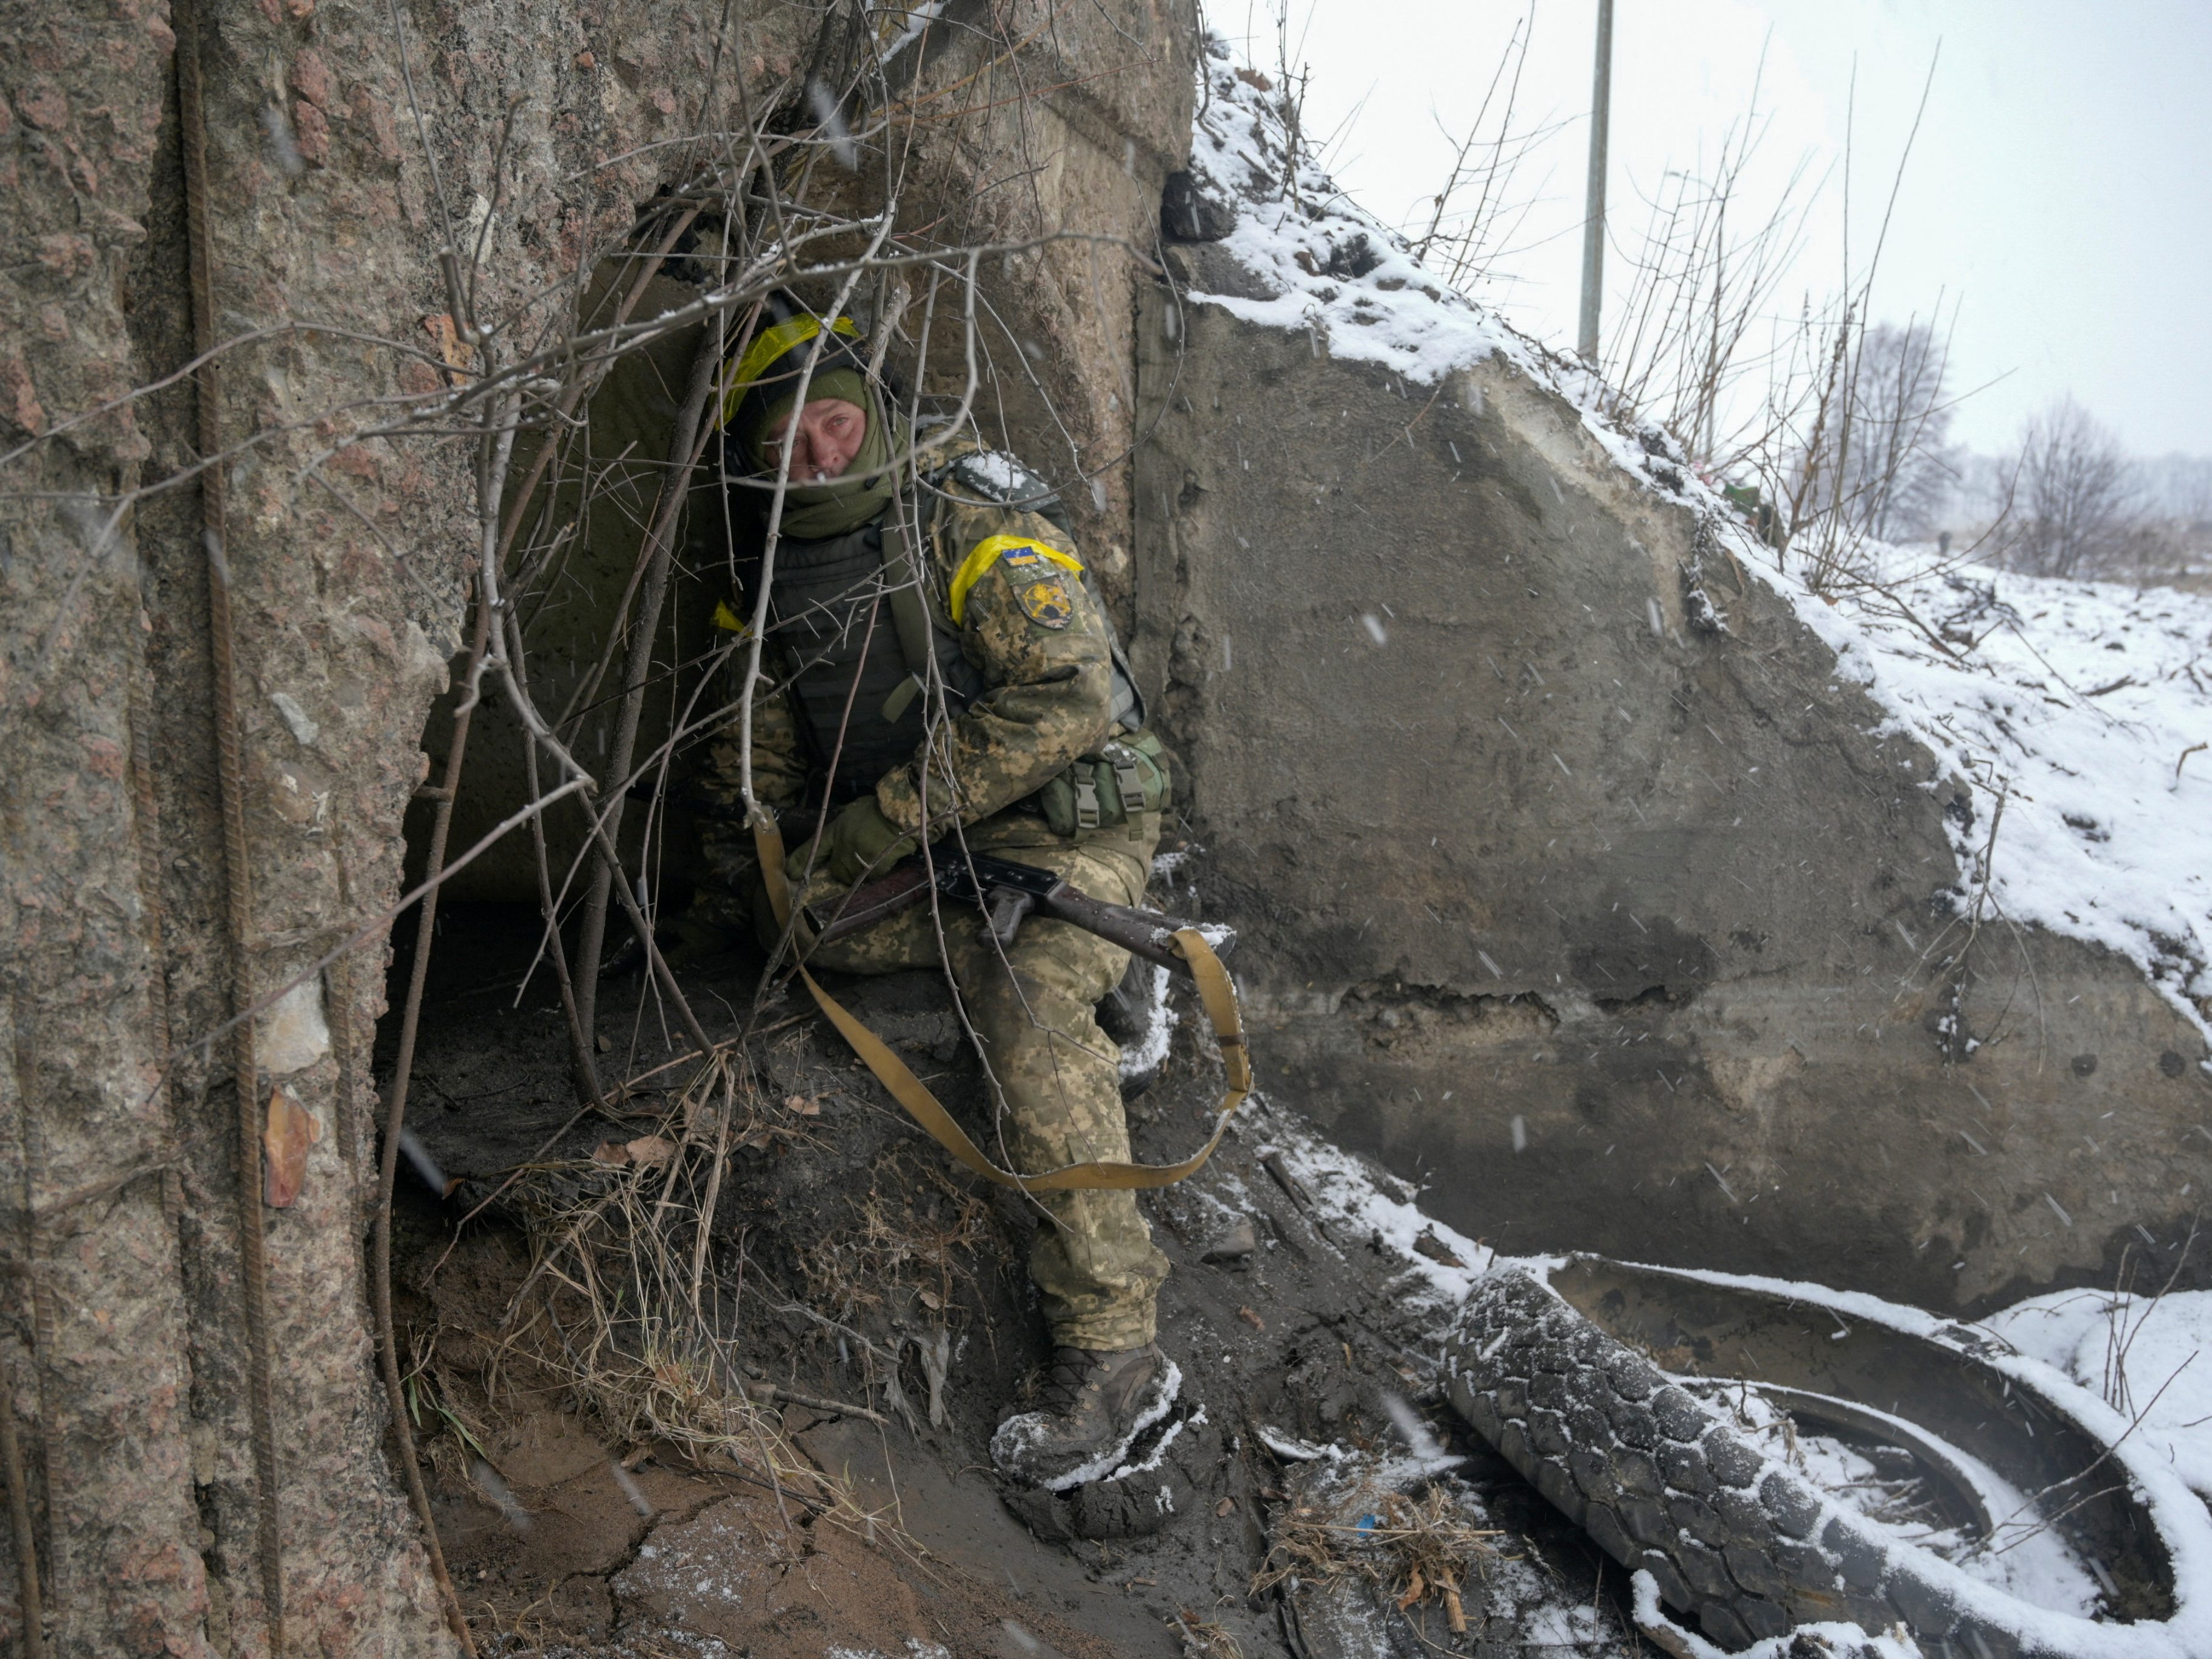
(764, 511, 986, 804)
(763, 490, 1146, 806)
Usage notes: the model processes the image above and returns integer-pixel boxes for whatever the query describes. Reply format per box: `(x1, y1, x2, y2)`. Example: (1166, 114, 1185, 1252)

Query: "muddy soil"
(381, 874, 1661, 1658)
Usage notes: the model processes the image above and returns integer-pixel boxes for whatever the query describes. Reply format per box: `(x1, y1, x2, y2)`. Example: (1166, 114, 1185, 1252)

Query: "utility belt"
(1020, 729, 1172, 837)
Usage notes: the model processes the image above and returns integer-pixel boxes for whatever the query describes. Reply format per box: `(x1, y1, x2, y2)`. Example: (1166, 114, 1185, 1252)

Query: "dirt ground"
(382, 875, 1657, 1658)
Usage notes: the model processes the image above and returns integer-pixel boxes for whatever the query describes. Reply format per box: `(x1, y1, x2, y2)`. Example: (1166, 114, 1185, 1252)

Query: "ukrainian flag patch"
(949, 534, 1086, 628)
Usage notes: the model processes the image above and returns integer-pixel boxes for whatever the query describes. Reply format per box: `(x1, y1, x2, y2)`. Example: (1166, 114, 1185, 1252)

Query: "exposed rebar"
(174, 0, 284, 1641)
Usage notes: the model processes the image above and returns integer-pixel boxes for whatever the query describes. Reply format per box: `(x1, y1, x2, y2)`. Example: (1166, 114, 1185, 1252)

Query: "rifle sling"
(752, 817, 1249, 1191)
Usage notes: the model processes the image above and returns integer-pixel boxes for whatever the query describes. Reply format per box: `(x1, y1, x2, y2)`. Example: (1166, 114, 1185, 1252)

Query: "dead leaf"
(917, 1289, 942, 1311)
(783, 1093, 819, 1117)
(1411, 1227, 1466, 1269)
(1237, 1306, 1266, 1332)
(262, 1084, 320, 1208)
(1396, 1569, 1424, 1610)
(421, 312, 473, 378)
(625, 1135, 676, 1168)
(1213, 1497, 1235, 1518)
(591, 1141, 632, 1166)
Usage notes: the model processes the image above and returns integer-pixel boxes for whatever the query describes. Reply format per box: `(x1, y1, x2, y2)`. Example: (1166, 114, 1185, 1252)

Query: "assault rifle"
(807, 850, 1227, 974)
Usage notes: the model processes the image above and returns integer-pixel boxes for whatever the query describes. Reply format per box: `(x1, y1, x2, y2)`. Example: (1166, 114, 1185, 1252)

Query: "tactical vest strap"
(1105, 743, 1147, 814)
(880, 501, 938, 721)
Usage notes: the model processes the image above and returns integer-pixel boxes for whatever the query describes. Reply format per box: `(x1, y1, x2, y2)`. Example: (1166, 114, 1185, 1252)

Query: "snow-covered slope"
(1772, 559, 2212, 1048)
(1182, 38, 2212, 1048)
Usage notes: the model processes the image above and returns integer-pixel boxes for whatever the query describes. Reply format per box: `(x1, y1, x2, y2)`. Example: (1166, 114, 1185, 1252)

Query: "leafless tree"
(2001, 397, 2138, 578)
(1823, 319, 1958, 541)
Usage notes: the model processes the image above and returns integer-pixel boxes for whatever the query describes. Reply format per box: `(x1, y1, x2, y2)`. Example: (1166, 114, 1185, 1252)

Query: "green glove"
(824, 796, 916, 886)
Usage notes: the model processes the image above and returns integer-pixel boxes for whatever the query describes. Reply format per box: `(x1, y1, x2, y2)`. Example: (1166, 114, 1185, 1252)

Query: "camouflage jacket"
(707, 451, 1122, 845)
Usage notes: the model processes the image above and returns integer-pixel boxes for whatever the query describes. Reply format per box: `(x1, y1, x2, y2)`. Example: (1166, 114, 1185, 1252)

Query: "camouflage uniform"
(695, 469, 1170, 1352)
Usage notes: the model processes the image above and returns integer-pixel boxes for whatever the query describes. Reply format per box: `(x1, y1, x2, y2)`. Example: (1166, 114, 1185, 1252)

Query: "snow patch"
(1117, 962, 1175, 1080)
(1981, 1287, 2212, 1499)
(1256, 1427, 1345, 1464)
(1261, 1107, 1493, 1310)
(1180, 38, 1708, 513)
(1104, 1402, 1204, 1484)
(1760, 557, 2212, 1045)
(1182, 42, 1519, 390)
(1631, 1570, 1922, 1659)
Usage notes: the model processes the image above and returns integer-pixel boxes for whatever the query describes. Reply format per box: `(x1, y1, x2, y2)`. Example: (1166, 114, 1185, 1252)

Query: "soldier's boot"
(990, 1343, 1177, 1489)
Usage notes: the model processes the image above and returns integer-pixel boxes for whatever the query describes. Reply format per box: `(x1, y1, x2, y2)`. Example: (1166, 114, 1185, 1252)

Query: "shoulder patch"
(1011, 570, 1075, 629)
(948, 533, 1086, 627)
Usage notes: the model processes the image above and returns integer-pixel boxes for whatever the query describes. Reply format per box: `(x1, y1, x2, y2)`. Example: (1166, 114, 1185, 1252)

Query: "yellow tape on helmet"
(718, 314, 861, 429)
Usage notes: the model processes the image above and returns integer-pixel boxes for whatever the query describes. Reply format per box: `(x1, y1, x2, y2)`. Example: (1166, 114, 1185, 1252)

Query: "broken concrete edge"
(1172, 33, 2212, 1057)
(1441, 1261, 2212, 1659)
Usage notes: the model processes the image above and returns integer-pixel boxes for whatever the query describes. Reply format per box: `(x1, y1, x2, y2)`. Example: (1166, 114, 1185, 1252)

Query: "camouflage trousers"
(738, 819, 1171, 1351)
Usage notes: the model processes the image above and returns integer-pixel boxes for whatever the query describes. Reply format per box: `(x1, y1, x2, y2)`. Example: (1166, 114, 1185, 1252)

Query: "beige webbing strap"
(752, 818, 1249, 1191)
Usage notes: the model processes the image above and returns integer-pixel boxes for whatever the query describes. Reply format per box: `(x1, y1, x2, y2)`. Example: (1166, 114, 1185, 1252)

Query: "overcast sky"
(1227, 0, 2211, 459)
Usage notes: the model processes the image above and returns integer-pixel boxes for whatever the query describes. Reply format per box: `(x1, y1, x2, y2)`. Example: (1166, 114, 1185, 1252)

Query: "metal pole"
(1578, 0, 1615, 362)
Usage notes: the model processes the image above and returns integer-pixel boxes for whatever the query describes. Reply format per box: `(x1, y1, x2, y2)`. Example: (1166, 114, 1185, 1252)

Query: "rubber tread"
(1443, 1268, 2074, 1657)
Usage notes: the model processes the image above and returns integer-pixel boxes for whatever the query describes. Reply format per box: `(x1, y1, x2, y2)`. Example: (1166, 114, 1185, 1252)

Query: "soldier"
(688, 303, 1178, 1487)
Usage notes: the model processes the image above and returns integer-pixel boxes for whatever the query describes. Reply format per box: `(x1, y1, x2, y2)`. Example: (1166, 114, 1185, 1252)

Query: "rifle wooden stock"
(1033, 886, 1190, 971)
(810, 862, 932, 943)
(808, 851, 1221, 975)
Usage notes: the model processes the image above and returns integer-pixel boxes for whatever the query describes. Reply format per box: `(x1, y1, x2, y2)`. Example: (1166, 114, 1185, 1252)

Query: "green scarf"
(747, 370, 900, 540)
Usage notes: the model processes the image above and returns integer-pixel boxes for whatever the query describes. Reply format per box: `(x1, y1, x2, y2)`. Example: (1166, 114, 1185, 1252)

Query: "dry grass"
(416, 1038, 1007, 1551)
(1253, 1470, 1500, 1635)
(1171, 1608, 1247, 1659)
(470, 1046, 847, 1515)
(796, 1145, 994, 1329)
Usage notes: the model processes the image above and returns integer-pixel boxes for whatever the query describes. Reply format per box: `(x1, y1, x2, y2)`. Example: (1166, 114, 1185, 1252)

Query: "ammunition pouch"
(1036, 730, 1170, 837)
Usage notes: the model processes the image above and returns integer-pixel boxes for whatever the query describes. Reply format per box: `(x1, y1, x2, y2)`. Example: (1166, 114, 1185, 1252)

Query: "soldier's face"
(769, 397, 867, 482)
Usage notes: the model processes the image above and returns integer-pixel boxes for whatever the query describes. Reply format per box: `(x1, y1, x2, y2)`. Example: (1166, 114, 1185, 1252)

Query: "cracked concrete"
(1129, 292, 2211, 1311)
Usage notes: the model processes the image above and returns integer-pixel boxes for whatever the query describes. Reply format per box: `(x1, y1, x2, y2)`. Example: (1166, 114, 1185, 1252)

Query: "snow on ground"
(1766, 555, 2212, 1048)
(1258, 1101, 1494, 1313)
(1184, 35, 2212, 1048)
(1181, 39, 1747, 522)
(1981, 1286, 2212, 1498)
(1181, 44, 1519, 388)
(1184, 29, 2212, 1642)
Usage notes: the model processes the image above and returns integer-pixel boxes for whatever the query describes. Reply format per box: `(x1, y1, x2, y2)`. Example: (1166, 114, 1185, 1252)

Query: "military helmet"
(717, 295, 870, 453)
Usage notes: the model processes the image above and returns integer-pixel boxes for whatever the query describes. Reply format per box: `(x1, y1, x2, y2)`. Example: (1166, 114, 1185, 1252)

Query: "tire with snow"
(1444, 1266, 2181, 1658)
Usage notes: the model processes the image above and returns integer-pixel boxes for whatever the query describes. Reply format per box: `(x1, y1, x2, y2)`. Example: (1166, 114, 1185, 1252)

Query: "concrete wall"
(1, 0, 1202, 1644)
(1, 0, 840, 1649)
(1131, 293, 2211, 1312)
